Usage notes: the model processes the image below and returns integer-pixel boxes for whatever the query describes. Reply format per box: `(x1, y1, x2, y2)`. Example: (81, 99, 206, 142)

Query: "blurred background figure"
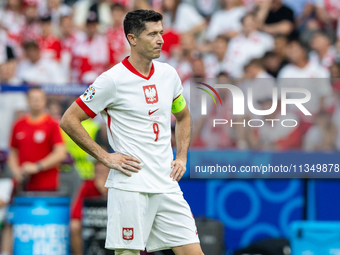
(203, 34, 229, 78)
(37, 14, 62, 61)
(107, 3, 129, 67)
(162, 0, 206, 36)
(206, 0, 246, 41)
(256, 0, 295, 36)
(70, 161, 109, 255)
(226, 12, 274, 78)
(304, 110, 337, 151)
(16, 41, 65, 85)
(309, 30, 336, 70)
(21, 0, 41, 44)
(71, 12, 109, 84)
(1, 87, 66, 255)
(38, 0, 72, 33)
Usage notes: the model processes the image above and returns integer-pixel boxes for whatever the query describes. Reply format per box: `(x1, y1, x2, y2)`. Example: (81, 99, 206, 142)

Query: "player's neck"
(128, 55, 153, 77)
(29, 112, 45, 121)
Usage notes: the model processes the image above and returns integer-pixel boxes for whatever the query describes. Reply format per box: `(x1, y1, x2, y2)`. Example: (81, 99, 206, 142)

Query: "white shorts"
(105, 188, 200, 252)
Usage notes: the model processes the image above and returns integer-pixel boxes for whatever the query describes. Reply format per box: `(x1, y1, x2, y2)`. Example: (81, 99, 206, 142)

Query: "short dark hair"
(289, 39, 309, 52)
(241, 12, 256, 24)
(123, 9, 162, 42)
(111, 3, 125, 11)
(244, 58, 264, 70)
(23, 41, 39, 51)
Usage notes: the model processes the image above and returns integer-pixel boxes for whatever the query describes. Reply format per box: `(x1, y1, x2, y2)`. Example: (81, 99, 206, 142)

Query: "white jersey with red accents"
(76, 57, 183, 193)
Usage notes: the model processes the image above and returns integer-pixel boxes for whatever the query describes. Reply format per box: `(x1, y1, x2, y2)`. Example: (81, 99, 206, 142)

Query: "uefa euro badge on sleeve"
(83, 86, 96, 101)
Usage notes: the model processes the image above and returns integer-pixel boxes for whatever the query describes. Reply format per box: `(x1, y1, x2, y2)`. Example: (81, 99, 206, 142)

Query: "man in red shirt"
(8, 87, 66, 191)
(1, 87, 66, 255)
(70, 161, 109, 255)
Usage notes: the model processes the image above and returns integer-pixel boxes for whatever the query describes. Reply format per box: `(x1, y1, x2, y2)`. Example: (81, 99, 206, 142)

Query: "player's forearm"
(38, 144, 67, 170)
(262, 21, 294, 35)
(175, 112, 191, 163)
(60, 115, 109, 164)
(7, 148, 20, 174)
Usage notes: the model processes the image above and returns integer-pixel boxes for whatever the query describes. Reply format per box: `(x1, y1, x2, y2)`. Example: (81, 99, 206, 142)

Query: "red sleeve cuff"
(75, 98, 97, 118)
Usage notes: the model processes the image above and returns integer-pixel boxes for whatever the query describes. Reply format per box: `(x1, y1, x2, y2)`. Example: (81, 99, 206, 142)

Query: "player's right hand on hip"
(104, 153, 141, 177)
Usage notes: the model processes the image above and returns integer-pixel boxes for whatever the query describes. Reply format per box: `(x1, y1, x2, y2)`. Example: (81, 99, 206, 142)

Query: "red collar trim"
(122, 56, 155, 80)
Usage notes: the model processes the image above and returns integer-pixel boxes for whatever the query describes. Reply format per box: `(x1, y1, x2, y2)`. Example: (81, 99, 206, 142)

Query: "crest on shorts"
(143, 85, 158, 104)
(83, 86, 96, 101)
(122, 228, 134, 240)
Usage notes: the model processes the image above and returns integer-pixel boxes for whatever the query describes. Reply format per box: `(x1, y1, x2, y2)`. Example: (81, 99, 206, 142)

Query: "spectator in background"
(274, 34, 289, 62)
(71, 12, 109, 84)
(261, 34, 289, 77)
(204, 34, 230, 78)
(16, 41, 65, 85)
(315, 0, 340, 30)
(304, 110, 337, 151)
(206, 0, 246, 41)
(37, 14, 62, 61)
(21, 0, 41, 43)
(1, 87, 66, 255)
(226, 12, 274, 78)
(167, 32, 196, 83)
(73, 0, 114, 33)
(263, 51, 286, 77)
(38, 0, 72, 34)
(243, 58, 273, 79)
(235, 59, 275, 149)
(257, 0, 295, 36)
(70, 161, 109, 255)
(60, 14, 81, 83)
(255, 99, 304, 150)
(0, 0, 26, 55)
(278, 39, 330, 78)
(283, 0, 314, 25)
(278, 39, 332, 125)
(309, 31, 336, 70)
(8, 87, 66, 191)
(107, 3, 129, 67)
(0, 50, 27, 152)
(162, 0, 206, 35)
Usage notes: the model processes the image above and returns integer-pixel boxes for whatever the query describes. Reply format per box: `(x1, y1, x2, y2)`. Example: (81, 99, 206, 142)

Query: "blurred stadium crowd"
(0, 0, 340, 154)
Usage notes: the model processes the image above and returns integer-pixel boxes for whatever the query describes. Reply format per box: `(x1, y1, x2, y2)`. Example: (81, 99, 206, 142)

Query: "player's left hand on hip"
(170, 159, 186, 182)
(22, 162, 40, 175)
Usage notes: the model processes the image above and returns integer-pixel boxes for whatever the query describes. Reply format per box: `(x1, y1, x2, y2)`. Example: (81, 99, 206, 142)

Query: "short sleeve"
(75, 72, 115, 118)
(173, 69, 183, 100)
(50, 120, 64, 146)
(10, 123, 18, 149)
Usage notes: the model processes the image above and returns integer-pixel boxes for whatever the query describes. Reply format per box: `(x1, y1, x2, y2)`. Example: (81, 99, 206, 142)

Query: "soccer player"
(60, 9, 204, 255)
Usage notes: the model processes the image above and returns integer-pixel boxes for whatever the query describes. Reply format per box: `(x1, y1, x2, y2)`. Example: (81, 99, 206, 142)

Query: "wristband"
(36, 162, 43, 172)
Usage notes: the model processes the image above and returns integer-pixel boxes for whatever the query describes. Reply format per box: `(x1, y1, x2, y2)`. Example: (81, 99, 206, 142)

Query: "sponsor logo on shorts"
(122, 228, 134, 240)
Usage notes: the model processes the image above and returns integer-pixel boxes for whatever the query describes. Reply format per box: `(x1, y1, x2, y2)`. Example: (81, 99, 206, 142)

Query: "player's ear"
(127, 34, 137, 46)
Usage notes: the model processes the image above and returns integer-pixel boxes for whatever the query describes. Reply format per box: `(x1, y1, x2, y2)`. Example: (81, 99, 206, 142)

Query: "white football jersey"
(76, 57, 183, 193)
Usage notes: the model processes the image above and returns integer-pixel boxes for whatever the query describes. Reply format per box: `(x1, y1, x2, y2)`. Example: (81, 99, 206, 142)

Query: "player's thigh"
(106, 188, 155, 250)
(146, 192, 199, 252)
(172, 243, 204, 255)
